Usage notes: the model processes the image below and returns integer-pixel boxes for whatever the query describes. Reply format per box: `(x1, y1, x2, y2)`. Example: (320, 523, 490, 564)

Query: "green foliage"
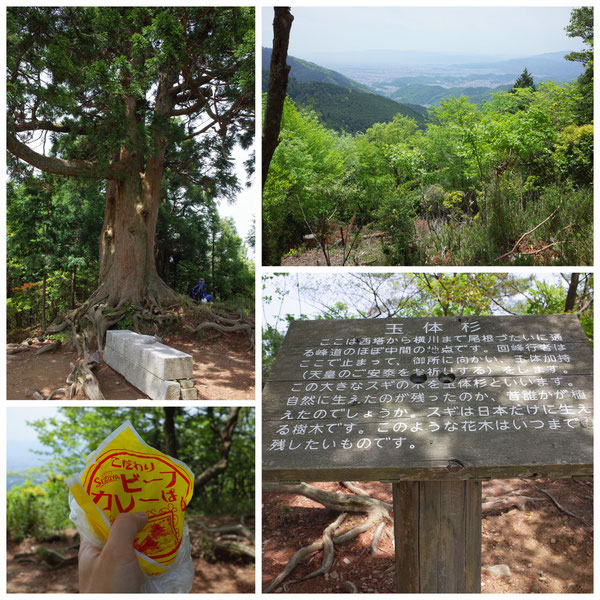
(374, 187, 419, 264)
(262, 323, 285, 381)
(7, 475, 71, 541)
(554, 124, 593, 185)
(7, 175, 103, 332)
(283, 78, 425, 134)
(513, 68, 536, 91)
(523, 281, 567, 314)
(262, 10, 592, 266)
(262, 99, 355, 264)
(564, 6, 594, 124)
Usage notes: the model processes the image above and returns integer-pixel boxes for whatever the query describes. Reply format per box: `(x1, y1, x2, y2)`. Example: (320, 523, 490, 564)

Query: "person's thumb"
(107, 512, 148, 549)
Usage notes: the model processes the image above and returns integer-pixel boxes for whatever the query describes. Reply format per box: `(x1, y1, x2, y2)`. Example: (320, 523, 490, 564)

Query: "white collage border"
(1, 1, 598, 598)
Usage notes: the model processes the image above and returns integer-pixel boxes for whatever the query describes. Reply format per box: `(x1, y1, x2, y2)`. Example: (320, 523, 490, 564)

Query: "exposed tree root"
(482, 495, 543, 513)
(197, 521, 254, 541)
(522, 480, 592, 528)
(282, 513, 347, 591)
(43, 292, 181, 399)
(7, 343, 31, 355)
(24, 387, 68, 400)
(183, 310, 255, 350)
(263, 482, 393, 592)
(14, 547, 78, 569)
(66, 355, 105, 400)
(194, 517, 255, 562)
(35, 340, 62, 355)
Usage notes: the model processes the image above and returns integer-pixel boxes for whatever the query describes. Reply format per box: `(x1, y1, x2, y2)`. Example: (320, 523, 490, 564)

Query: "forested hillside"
(389, 82, 512, 107)
(262, 48, 425, 132)
(262, 47, 369, 92)
(263, 8, 593, 267)
(273, 77, 425, 133)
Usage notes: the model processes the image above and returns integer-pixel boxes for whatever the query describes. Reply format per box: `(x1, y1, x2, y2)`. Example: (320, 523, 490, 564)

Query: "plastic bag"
(67, 420, 195, 593)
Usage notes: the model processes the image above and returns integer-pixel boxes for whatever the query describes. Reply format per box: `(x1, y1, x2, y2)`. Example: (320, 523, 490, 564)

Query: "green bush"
(554, 124, 593, 186)
(375, 188, 419, 264)
(7, 476, 71, 541)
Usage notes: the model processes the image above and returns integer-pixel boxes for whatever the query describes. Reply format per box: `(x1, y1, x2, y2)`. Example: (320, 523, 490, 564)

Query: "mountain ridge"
(263, 47, 427, 132)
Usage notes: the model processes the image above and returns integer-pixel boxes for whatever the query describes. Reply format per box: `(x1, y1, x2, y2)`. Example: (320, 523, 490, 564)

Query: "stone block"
(105, 330, 193, 380)
(104, 346, 177, 401)
(156, 380, 182, 401)
(180, 387, 198, 400)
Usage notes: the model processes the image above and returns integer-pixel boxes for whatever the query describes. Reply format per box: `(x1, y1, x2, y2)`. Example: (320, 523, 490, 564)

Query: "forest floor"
(281, 229, 389, 267)
(7, 515, 255, 593)
(279, 220, 562, 267)
(262, 478, 593, 594)
(7, 322, 254, 401)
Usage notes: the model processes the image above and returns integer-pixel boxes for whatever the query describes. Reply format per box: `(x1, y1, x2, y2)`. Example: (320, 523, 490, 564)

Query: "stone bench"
(104, 330, 197, 400)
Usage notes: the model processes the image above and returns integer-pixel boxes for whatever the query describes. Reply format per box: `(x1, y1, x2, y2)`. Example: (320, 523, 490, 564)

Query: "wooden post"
(393, 480, 482, 593)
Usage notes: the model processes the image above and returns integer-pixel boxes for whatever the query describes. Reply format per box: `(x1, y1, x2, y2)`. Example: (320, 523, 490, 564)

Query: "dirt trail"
(7, 518, 255, 593)
(7, 333, 254, 401)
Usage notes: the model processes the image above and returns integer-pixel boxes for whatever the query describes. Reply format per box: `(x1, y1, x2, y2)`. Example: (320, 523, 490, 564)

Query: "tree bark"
(195, 407, 241, 488)
(41, 270, 47, 332)
(211, 226, 216, 301)
(163, 407, 179, 458)
(94, 173, 178, 309)
(262, 7, 294, 188)
(564, 273, 580, 312)
(91, 75, 179, 312)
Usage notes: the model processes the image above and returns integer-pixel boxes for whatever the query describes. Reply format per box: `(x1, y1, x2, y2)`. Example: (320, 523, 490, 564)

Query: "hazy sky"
(7, 407, 59, 443)
(262, 6, 583, 58)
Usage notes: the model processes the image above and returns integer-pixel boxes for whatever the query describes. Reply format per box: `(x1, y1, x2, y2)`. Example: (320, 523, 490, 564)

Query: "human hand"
(79, 512, 148, 593)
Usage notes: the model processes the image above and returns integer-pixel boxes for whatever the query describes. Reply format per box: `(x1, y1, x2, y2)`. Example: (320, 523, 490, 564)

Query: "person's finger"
(106, 512, 148, 548)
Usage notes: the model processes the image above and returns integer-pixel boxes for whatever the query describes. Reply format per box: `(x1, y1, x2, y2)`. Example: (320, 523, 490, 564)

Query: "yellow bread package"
(67, 421, 194, 592)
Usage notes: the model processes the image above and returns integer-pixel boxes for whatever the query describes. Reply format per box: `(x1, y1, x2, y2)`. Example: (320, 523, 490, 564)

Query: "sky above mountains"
(262, 6, 582, 60)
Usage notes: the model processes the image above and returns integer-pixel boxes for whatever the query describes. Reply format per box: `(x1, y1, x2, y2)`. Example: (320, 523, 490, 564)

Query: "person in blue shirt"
(191, 278, 213, 302)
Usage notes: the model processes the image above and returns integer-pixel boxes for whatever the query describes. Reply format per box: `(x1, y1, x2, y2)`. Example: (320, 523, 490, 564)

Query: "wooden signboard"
(262, 315, 593, 593)
(263, 314, 593, 482)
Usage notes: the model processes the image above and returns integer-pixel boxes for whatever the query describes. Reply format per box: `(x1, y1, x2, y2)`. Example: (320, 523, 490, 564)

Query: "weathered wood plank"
(280, 315, 590, 348)
(393, 481, 482, 593)
(419, 481, 440, 592)
(263, 415, 592, 482)
(268, 344, 592, 381)
(393, 482, 420, 593)
(263, 316, 593, 483)
(465, 481, 482, 592)
(263, 374, 593, 420)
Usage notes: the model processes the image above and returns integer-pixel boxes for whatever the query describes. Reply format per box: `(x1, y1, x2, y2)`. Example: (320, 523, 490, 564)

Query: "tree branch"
(7, 134, 130, 180)
(194, 407, 240, 488)
(13, 120, 79, 134)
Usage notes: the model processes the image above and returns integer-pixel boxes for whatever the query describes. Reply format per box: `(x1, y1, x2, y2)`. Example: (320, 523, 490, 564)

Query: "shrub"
(375, 188, 419, 264)
(7, 475, 71, 542)
(554, 124, 593, 186)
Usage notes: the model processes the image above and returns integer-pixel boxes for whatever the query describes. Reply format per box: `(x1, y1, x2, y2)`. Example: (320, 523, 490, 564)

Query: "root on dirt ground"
(194, 516, 255, 562)
(264, 479, 593, 594)
(183, 310, 255, 350)
(263, 482, 393, 593)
